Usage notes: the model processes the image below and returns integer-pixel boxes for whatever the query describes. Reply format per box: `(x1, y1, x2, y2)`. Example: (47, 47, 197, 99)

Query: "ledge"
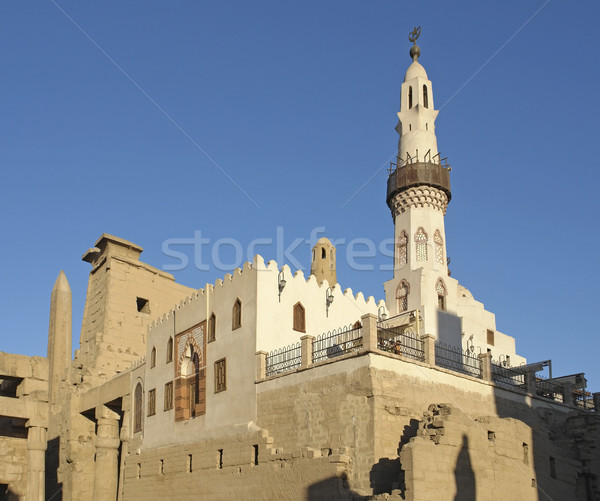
(387, 161, 451, 207)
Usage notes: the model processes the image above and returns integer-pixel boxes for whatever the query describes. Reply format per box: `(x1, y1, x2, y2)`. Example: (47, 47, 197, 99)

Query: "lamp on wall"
(378, 305, 388, 322)
(278, 270, 286, 302)
(326, 287, 334, 317)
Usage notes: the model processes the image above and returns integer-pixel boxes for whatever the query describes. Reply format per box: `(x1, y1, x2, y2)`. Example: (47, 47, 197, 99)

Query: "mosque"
(0, 30, 598, 501)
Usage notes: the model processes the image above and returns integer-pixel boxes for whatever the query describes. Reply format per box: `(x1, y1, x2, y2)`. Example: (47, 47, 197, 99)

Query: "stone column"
(255, 351, 267, 379)
(26, 425, 47, 501)
(300, 335, 314, 368)
(117, 409, 130, 501)
(478, 353, 492, 382)
(562, 383, 574, 406)
(524, 370, 537, 394)
(94, 406, 121, 501)
(593, 392, 600, 413)
(421, 335, 436, 365)
(360, 314, 378, 352)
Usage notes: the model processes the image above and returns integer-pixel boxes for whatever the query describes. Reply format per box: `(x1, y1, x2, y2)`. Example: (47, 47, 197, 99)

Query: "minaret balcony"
(386, 155, 451, 207)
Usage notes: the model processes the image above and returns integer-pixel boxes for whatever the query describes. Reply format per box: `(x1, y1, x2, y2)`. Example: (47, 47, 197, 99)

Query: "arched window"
(408, 86, 413, 109)
(166, 337, 173, 363)
(150, 346, 156, 368)
(232, 299, 242, 330)
(293, 302, 306, 332)
(321, 247, 326, 259)
(434, 230, 444, 265)
(396, 280, 409, 312)
(397, 231, 408, 267)
(436, 278, 447, 311)
(208, 313, 216, 342)
(134, 383, 143, 433)
(191, 352, 200, 417)
(423, 85, 428, 108)
(415, 227, 428, 262)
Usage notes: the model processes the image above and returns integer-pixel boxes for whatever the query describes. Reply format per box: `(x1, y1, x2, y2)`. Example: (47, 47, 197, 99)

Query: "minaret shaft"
(384, 36, 454, 343)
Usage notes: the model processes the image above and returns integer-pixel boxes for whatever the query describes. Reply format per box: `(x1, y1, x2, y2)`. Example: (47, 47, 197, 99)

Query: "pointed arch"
(232, 298, 242, 330)
(166, 337, 173, 363)
(397, 231, 408, 267)
(293, 302, 306, 332)
(321, 247, 326, 259)
(396, 280, 410, 312)
(423, 84, 428, 108)
(208, 313, 216, 342)
(191, 352, 200, 417)
(150, 346, 156, 368)
(408, 86, 413, 109)
(436, 278, 447, 311)
(415, 227, 428, 262)
(434, 230, 444, 265)
(134, 382, 143, 433)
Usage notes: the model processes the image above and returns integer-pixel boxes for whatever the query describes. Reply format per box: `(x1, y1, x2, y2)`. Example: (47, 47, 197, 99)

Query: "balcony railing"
(435, 342, 482, 379)
(377, 325, 424, 362)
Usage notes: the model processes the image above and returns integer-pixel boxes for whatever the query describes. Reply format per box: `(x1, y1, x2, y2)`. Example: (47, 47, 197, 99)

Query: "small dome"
(404, 61, 428, 82)
(316, 237, 333, 246)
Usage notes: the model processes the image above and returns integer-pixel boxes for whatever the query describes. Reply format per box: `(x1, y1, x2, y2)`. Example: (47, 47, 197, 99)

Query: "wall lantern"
(278, 270, 286, 302)
(378, 305, 388, 322)
(326, 287, 334, 317)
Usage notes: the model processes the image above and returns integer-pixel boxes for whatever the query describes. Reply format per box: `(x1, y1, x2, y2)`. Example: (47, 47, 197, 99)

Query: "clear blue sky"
(1, 2, 599, 391)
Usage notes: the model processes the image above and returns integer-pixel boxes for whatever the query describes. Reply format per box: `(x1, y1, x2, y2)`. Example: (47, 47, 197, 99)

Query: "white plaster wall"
(254, 255, 384, 353)
(456, 284, 526, 366)
(137, 262, 259, 450)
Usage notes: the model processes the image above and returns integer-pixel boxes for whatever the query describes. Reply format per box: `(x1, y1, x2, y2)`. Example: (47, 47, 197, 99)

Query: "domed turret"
(310, 237, 337, 286)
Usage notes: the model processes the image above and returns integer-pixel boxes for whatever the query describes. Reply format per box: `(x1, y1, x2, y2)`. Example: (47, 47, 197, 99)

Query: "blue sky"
(1, 1, 599, 391)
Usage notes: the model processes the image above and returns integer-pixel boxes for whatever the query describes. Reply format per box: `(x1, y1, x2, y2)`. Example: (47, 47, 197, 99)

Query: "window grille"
(164, 381, 173, 411)
(215, 358, 227, 393)
(436, 278, 446, 311)
(148, 388, 156, 416)
(396, 280, 409, 312)
(397, 231, 408, 266)
(415, 227, 428, 261)
(434, 230, 444, 265)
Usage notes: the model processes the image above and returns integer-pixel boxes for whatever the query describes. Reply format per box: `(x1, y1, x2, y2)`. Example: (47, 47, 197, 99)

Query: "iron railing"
(534, 376, 564, 402)
(312, 325, 363, 364)
(266, 342, 301, 376)
(491, 362, 527, 392)
(434, 342, 482, 379)
(377, 325, 424, 362)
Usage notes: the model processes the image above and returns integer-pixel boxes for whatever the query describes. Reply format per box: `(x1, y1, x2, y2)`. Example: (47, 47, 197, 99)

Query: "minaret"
(47, 270, 72, 404)
(310, 237, 337, 286)
(384, 28, 456, 344)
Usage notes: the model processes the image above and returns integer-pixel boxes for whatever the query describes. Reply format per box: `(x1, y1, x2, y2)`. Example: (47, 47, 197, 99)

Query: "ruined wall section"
(122, 429, 350, 501)
(74, 234, 194, 386)
(256, 357, 376, 495)
(0, 436, 27, 499)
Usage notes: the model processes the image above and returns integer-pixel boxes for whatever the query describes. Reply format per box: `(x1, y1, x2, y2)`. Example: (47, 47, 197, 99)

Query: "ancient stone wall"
(122, 429, 351, 501)
(256, 358, 376, 495)
(0, 436, 27, 499)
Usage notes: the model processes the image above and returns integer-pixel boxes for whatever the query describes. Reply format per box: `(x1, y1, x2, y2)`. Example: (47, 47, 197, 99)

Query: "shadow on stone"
(453, 435, 475, 501)
(45, 436, 62, 501)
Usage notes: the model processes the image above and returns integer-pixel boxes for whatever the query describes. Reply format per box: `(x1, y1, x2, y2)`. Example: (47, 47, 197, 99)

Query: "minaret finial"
(408, 26, 421, 62)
